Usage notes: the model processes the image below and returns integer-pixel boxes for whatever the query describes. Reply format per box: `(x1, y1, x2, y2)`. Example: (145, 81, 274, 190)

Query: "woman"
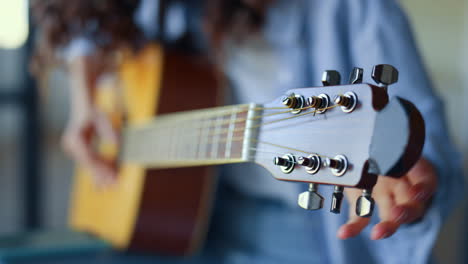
(33, 0, 463, 263)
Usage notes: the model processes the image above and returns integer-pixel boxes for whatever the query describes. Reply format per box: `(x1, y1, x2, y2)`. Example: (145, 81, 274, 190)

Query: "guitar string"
(127, 104, 340, 162)
(127, 99, 344, 162)
(139, 104, 317, 132)
(141, 104, 338, 139)
(197, 104, 339, 137)
(133, 134, 332, 163)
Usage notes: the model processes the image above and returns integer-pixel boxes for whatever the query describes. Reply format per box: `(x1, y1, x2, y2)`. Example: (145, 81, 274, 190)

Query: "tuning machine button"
(282, 93, 306, 114)
(323, 155, 348, 176)
(322, 70, 341, 86)
(297, 154, 321, 174)
(298, 183, 324, 210)
(349, 67, 363, 84)
(273, 154, 296, 174)
(372, 64, 399, 90)
(330, 186, 344, 214)
(356, 189, 375, 217)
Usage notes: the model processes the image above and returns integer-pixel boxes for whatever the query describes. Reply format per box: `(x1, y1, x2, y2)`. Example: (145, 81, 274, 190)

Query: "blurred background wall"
(0, 0, 466, 263)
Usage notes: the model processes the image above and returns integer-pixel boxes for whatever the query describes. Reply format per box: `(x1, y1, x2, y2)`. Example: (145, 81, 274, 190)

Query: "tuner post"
(307, 94, 330, 114)
(323, 155, 348, 176)
(282, 93, 305, 114)
(333, 91, 357, 113)
(298, 154, 321, 174)
(273, 154, 296, 174)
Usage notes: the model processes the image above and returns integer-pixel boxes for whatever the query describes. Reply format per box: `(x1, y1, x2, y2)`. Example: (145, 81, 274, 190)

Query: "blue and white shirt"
(64, 0, 464, 263)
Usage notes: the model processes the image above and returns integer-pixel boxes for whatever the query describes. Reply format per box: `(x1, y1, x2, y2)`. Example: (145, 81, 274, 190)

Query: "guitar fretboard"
(122, 103, 261, 168)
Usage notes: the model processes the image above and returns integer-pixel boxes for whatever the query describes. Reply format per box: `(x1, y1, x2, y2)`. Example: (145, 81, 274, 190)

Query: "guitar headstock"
(252, 65, 425, 216)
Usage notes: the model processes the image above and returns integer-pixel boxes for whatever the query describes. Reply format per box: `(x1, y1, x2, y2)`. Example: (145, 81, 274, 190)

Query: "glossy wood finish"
(129, 50, 220, 255)
(69, 45, 220, 255)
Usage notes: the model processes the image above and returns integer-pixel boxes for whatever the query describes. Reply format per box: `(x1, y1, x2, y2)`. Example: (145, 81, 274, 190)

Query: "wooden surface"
(69, 44, 221, 255)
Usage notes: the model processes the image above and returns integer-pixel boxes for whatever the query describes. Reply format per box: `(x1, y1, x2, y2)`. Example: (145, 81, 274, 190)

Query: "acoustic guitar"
(68, 44, 425, 256)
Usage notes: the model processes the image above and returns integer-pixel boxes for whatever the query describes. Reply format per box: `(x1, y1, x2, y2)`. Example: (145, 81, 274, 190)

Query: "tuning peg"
(330, 186, 344, 214)
(322, 70, 341, 86)
(349, 67, 363, 84)
(372, 64, 399, 89)
(355, 189, 375, 217)
(333, 92, 357, 113)
(298, 183, 324, 210)
(323, 155, 348, 176)
(273, 154, 295, 174)
(282, 96, 297, 108)
(281, 93, 305, 114)
(297, 154, 321, 174)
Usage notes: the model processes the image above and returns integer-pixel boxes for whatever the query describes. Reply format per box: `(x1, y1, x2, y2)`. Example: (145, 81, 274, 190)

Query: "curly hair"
(31, 0, 143, 73)
(31, 0, 271, 72)
(204, 0, 272, 48)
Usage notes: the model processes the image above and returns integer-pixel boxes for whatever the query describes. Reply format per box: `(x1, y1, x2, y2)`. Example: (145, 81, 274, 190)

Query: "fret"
(178, 121, 186, 160)
(121, 104, 259, 168)
(174, 121, 181, 160)
(197, 117, 210, 160)
(168, 122, 175, 161)
(242, 103, 262, 161)
(188, 119, 198, 161)
(210, 115, 223, 159)
(224, 107, 238, 159)
(217, 114, 228, 159)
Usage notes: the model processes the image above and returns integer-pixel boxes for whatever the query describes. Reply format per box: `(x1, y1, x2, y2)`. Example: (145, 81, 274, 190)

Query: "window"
(0, 0, 28, 49)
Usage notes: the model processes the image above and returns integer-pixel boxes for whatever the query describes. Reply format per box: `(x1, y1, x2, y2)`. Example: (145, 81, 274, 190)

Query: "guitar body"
(69, 45, 220, 255)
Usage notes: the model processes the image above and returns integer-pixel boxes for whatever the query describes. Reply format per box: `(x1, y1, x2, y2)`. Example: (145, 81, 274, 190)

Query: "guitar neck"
(121, 103, 262, 168)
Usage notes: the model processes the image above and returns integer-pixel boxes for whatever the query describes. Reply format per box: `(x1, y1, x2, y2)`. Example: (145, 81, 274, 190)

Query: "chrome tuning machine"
(349, 67, 363, 84)
(273, 154, 296, 174)
(322, 70, 341, 86)
(334, 92, 357, 113)
(298, 183, 324, 210)
(330, 186, 344, 214)
(323, 155, 348, 176)
(372, 64, 399, 91)
(356, 189, 375, 217)
(282, 93, 306, 114)
(297, 154, 321, 174)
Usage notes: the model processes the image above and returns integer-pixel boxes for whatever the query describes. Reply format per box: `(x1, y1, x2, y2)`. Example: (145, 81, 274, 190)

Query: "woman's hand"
(62, 107, 119, 187)
(338, 158, 437, 240)
(61, 55, 119, 187)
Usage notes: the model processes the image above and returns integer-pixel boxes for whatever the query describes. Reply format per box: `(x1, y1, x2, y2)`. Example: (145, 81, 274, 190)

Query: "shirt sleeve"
(347, 0, 464, 262)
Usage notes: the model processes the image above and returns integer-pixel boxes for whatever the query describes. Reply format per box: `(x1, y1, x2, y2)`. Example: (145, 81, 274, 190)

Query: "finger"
(338, 189, 370, 239)
(62, 125, 96, 166)
(92, 160, 118, 188)
(338, 217, 371, 239)
(392, 178, 426, 223)
(408, 183, 434, 203)
(62, 126, 117, 185)
(371, 193, 399, 240)
(94, 110, 120, 144)
(406, 159, 437, 202)
(393, 177, 412, 204)
(371, 221, 399, 240)
(390, 203, 425, 224)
